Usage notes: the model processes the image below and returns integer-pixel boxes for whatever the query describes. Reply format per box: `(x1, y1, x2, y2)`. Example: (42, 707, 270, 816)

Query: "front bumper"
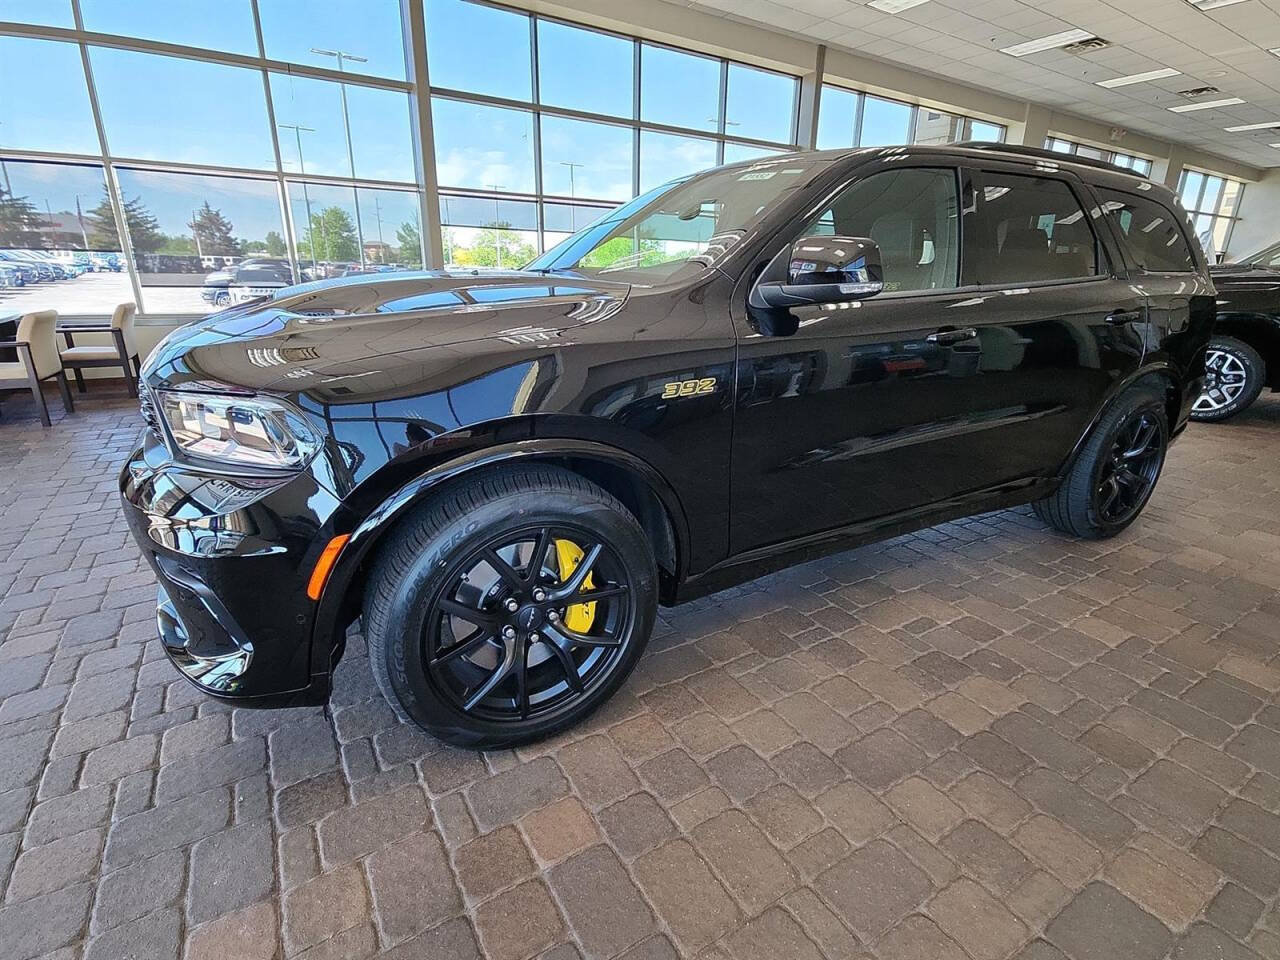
(119, 428, 343, 707)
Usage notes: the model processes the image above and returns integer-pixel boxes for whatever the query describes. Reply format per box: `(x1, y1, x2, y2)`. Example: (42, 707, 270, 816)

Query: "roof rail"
(954, 141, 1147, 178)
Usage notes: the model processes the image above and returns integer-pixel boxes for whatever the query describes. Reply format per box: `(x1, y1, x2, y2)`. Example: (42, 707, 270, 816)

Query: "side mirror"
(749, 236, 884, 312)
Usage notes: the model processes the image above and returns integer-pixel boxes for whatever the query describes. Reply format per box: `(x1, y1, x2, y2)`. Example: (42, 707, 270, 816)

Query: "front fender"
(308, 435, 691, 667)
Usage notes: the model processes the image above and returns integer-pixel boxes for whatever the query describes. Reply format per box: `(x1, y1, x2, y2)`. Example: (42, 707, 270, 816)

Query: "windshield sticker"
(738, 171, 777, 181)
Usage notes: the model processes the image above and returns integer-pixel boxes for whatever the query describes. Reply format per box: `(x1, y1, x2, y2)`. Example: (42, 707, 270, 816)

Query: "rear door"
(1093, 185, 1212, 420)
(955, 164, 1149, 470)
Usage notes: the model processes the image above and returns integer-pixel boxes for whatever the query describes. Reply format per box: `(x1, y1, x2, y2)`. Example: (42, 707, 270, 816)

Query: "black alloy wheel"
(1093, 410, 1163, 525)
(424, 525, 635, 722)
(1033, 384, 1168, 539)
(362, 464, 657, 747)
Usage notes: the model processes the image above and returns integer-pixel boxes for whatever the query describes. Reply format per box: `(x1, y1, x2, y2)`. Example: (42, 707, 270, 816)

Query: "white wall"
(1225, 168, 1280, 260)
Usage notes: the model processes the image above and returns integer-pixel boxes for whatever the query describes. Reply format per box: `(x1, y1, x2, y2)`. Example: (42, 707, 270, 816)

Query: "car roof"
(723, 143, 1155, 192)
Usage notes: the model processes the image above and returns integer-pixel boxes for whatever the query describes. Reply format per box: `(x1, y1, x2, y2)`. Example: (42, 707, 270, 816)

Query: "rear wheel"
(362, 465, 657, 748)
(1034, 386, 1168, 539)
(1190, 336, 1265, 422)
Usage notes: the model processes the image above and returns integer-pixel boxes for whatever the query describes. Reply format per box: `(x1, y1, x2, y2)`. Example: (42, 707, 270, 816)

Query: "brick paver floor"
(1, 384, 1279, 960)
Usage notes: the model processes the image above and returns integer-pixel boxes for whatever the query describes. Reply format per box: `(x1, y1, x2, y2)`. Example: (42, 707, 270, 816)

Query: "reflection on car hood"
(142, 269, 631, 393)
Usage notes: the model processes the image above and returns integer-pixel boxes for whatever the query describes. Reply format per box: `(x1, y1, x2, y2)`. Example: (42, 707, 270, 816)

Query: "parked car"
(200, 258, 295, 306)
(121, 144, 1213, 747)
(0, 254, 40, 284)
(0, 252, 55, 282)
(0, 264, 24, 288)
(90, 252, 123, 272)
(1190, 248, 1280, 420)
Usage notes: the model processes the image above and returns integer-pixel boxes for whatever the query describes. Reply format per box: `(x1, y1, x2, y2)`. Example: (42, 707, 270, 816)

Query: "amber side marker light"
(307, 534, 351, 601)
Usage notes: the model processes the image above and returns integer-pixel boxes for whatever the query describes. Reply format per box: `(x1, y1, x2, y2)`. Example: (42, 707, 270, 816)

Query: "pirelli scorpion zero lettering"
(121, 143, 1213, 748)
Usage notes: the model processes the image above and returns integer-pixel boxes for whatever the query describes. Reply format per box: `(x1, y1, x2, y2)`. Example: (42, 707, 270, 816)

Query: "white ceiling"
(682, 0, 1280, 169)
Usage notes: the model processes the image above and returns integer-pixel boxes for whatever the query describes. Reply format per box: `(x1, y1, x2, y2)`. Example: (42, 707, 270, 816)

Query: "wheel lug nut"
(505, 598, 519, 612)
(548, 610, 559, 622)
(533, 588, 546, 602)
(529, 631, 540, 642)
(502, 626, 515, 639)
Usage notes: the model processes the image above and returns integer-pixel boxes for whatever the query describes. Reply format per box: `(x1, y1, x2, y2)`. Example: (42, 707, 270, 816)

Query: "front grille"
(139, 386, 161, 438)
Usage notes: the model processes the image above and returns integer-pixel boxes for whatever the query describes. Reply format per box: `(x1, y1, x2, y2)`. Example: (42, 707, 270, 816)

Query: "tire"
(1034, 385, 1168, 539)
(214, 291, 231, 307)
(1190, 336, 1266, 422)
(362, 464, 658, 748)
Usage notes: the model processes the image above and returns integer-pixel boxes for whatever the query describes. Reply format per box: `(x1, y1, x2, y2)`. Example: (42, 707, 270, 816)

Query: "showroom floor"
(1, 386, 1278, 960)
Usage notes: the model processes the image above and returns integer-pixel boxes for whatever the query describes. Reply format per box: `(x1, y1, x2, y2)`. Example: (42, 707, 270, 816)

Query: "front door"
(728, 160, 1145, 556)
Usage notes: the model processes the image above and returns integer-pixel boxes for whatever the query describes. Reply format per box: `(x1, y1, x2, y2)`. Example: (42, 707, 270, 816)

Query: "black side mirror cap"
(749, 235, 884, 314)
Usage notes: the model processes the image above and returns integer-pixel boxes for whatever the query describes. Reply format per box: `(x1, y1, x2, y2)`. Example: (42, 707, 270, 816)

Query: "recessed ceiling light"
(1167, 97, 1245, 112)
(867, 0, 932, 12)
(1000, 29, 1096, 58)
(1224, 121, 1280, 131)
(1184, 0, 1250, 10)
(1269, 48, 1280, 57)
(1270, 143, 1280, 148)
(1096, 68, 1181, 88)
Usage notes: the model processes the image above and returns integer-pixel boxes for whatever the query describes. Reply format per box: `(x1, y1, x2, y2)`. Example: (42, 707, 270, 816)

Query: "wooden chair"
(59, 302, 140, 397)
(0, 310, 74, 428)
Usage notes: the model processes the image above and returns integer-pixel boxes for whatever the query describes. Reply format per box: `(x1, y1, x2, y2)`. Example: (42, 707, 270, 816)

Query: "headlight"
(157, 391, 321, 470)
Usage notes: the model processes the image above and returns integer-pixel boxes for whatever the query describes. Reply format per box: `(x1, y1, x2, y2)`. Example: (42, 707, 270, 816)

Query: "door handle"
(926, 327, 978, 344)
(1106, 309, 1144, 325)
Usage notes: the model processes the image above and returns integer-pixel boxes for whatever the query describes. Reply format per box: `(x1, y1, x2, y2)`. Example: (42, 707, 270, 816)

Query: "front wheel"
(1034, 386, 1168, 539)
(362, 465, 657, 748)
(1190, 336, 1266, 422)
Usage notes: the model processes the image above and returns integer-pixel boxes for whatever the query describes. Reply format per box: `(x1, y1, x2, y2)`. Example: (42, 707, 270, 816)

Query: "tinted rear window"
(1097, 189, 1196, 273)
(963, 172, 1097, 286)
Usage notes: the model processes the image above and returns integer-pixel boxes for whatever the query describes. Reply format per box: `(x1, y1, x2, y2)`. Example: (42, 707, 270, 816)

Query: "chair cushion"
(60, 345, 122, 362)
(0, 362, 31, 383)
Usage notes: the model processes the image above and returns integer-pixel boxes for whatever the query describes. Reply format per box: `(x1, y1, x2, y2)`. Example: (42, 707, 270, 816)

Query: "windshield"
(526, 155, 830, 284)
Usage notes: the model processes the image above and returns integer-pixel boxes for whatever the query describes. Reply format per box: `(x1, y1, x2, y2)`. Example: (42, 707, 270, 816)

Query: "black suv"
(1192, 246, 1280, 421)
(120, 144, 1213, 747)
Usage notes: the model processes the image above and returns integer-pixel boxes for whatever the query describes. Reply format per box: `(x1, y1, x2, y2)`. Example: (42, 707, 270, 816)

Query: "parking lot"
(0, 385, 1276, 960)
(0, 271, 136, 318)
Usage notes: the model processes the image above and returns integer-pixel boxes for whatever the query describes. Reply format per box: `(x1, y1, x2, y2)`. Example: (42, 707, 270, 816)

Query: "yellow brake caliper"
(554, 539, 597, 633)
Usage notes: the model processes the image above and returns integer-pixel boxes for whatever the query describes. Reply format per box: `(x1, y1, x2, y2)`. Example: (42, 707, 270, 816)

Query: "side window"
(964, 171, 1098, 285)
(802, 168, 959, 294)
(1097, 189, 1196, 273)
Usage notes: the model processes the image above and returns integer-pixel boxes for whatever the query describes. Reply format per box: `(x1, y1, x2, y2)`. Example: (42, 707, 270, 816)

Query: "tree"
(157, 234, 196, 255)
(187, 201, 239, 256)
(296, 205, 358, 262)
(263, 230, 287, 257)
(242, 240, 268, 253)
(86, 186, 163, 252)
(0, 188, 45, 249)
(396, 220, 422, 268)
(451, 223, 536, 269)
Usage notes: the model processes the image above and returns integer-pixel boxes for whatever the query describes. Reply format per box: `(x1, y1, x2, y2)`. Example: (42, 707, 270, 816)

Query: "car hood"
(142, 269, 631, 393)
(1210, 263, 1280, 281)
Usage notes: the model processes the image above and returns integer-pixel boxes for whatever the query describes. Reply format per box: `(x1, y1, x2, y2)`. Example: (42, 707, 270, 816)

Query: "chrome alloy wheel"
(1193, 348, 1249, 414)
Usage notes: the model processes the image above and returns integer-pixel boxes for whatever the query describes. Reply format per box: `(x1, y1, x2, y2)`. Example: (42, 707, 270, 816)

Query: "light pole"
(485, 185, 505, 269)
(560, 161, 584, 230)
(191, 208, 203, 259)
(0, 121, 11, 196)
(311, 47, 368, 269)
(75, 195, 89, 249)
(278, 123, 317, 275)
(443, 198, 454, 266)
